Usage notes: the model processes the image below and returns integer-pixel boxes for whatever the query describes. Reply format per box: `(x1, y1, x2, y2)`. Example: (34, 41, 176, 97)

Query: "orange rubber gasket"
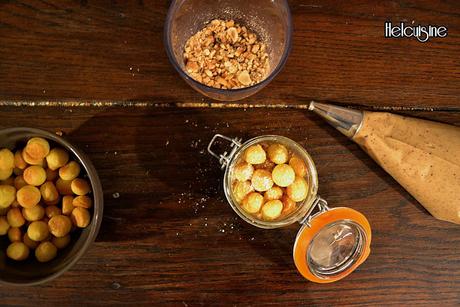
(293, 207, 372, 283)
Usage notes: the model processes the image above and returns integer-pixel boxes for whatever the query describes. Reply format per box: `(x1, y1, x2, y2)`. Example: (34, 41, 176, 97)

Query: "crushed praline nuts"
(183, 19, 269, 89)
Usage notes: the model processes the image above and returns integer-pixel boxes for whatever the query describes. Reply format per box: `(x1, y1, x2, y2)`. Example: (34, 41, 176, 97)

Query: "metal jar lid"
(293, 197, 371, 283)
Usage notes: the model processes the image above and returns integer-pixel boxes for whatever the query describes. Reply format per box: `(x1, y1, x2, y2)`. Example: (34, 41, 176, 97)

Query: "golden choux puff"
(241, 192, 264, 214)
(0, 168, 13, 181)
(14, 175, 27, 190)
(27, 220, 49, 241)
(35, 241, 57, 263)
(59, 161, 81, 181)
(22, 204, 45, 222)
(40, 181, 59, 205)
(62, 195, 74, 215)
(23, 165, 46, 186)
(21, 149, 44, 166)
(261, 200, 283, 220)
(244, 144, 266, 165)
(46, 148, 69, 171)
(286, 176, 309, 202)
(72, 195, 92, 209)
(48, 215, 72, 237)
(272, 164, 295, 187)
(23, 233, 39, 249)
(56, 178, 73, 195)
(71, 178, 91, 196)
(71, 207, 91, 228)
(7, 242, 29, 261)
(232, 180, 254, 203)
(45, 206, 62, 218)
(52, 234, 71, 249)
(7, 208, 25, 227)
(0, 184, 16, 208)
(281, 195, 297, 215)
(0, 216, 10, 235)
(14, 150, 28, 170)
(8, 227, 22, 242)
(0, 148, 14, 171)
(289, 156, 308, 177)
(24, 137, 50, 161)
(264, 186, 283, 201)
(17, 185, 41, 208)
(251, 169, 273, 192)
(45, 168, 59, 181)
(267, 144, 289, 165)
(233, 162, 254, 182)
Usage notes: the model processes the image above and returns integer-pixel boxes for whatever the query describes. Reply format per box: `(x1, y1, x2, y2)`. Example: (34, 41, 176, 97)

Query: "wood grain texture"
(0, 107, 459, 305)
(0, 0, 459, 108)
(1, 0, 460, 305)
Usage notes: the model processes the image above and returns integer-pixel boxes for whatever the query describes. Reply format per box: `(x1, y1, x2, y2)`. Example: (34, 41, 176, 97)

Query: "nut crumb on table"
(183, 19, 269, 89)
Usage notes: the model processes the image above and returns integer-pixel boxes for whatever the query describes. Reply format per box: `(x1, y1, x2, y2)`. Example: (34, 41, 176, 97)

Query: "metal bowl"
(0, 127, 103, 286)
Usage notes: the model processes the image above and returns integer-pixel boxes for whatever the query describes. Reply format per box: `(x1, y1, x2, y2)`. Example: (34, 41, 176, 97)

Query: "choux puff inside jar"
(208, 134, 371, 283)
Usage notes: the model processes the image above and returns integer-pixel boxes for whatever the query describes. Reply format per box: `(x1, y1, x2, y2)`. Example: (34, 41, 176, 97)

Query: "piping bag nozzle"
(308, 101, 364, 138)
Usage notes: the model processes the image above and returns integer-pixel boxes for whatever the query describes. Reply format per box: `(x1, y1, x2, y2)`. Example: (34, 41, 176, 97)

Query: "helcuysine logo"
(384, 21, 448, 42)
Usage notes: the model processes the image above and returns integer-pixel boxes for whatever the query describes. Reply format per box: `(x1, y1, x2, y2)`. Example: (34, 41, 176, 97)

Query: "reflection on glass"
(308, 221, 363, 276)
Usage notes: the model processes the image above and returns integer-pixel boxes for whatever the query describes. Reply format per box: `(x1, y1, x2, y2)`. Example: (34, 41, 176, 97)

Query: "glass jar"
(164, 0, 292, 101)
(208, 134, 372, 283)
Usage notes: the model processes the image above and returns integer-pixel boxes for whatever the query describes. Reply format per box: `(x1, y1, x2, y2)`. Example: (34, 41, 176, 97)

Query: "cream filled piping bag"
(309, 101, 460, 224)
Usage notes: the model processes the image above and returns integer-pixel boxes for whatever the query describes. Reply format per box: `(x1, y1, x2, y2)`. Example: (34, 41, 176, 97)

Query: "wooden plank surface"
(1, 0, 460, 305)
(0, 0, 459, 108)
(0, 106, 459, 305)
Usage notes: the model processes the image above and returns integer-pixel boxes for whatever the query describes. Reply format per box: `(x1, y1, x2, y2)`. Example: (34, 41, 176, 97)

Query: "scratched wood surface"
(1, 0, 460, 306)
(0, 107, 459, 306)
(0, 0, 459, 109)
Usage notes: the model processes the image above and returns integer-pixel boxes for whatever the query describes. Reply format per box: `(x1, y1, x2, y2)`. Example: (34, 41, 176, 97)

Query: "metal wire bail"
(207, 134, 242, 169)
(300, 196, 330, 227)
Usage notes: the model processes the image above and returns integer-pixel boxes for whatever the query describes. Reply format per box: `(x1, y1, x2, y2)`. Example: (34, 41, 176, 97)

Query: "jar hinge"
(300, 196, 330, 227)
(207, 134, 242, 169)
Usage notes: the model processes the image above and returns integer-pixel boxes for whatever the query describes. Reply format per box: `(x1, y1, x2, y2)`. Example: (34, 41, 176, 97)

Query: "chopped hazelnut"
(183, 19, 269, 89)
(237, 70, 252, 86)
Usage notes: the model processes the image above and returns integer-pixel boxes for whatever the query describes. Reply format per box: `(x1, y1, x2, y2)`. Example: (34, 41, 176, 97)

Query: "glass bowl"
(0, 127, 103, 286)
(164, 0, 292, 101)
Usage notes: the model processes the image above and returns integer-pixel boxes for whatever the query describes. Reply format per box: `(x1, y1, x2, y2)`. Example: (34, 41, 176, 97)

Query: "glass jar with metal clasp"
(208, 134, 372, 283)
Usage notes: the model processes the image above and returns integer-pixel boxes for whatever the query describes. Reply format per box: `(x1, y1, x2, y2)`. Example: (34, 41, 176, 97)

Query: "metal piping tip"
(308, 101, 364, 139)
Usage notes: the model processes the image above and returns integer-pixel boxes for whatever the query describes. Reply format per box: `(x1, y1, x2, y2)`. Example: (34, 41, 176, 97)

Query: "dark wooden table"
(1, 1, 459, 306)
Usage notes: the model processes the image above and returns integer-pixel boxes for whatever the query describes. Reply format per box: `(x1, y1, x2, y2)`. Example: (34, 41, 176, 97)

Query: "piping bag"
(309, 101, 460, 224)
